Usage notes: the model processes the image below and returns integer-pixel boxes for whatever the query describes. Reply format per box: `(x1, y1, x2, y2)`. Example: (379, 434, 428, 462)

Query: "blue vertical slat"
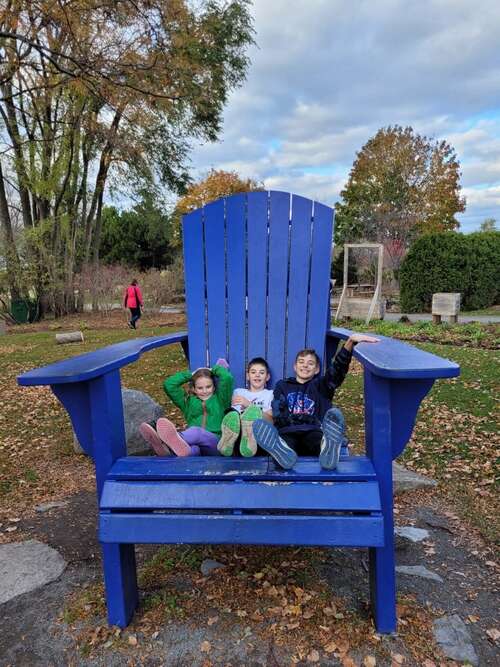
(226, 194, 247, 387)
(306, 201, 334, 366)
(267, 191, 291, 384)
(247, 191, 269, 361)
(204, 199, 227, 365)
(285, 195, 313, 375)
(182, 209, 207, 369)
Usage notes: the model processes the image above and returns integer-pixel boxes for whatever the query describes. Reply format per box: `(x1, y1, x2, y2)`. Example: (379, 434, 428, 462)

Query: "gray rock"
(73, 387, 164, 456)
(0, 540, 67, 604)
(433, 614, 478, 665)
(395, 526, 430, 543)
(35, 501, 68, 513)
(200, 559, 225, 577)
(396, 565, 443, 582)
(393, 462, 437, 494)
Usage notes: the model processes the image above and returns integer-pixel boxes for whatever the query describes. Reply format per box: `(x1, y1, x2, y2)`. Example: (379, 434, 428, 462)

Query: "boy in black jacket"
(252, 333, 378, 469)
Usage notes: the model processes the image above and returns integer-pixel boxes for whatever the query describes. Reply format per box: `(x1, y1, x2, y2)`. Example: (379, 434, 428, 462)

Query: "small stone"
(396, 565, 443, 582)
(0, 540, 66, 603)
(200, 559, 225, 576)
(433, 614, 478, 665)
(35, 501, 68, 513)
(395, 526, 430, 543)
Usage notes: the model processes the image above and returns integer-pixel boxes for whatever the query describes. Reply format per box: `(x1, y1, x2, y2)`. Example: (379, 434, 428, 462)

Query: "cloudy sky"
(190, 0, 500, 232)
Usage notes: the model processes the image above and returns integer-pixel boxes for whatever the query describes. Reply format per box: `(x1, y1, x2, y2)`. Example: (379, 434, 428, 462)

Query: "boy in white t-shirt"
(218, 357, 273, 457)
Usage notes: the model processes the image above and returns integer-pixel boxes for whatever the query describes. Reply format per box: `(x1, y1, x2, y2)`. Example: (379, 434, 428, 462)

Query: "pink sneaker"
(156, 418, 191, 457)
(139, 423, 171, 457)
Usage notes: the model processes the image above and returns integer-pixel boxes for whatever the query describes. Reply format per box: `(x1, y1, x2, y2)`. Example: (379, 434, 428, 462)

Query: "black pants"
(280, 429, 323, 456)
(129, 307, 141, 328)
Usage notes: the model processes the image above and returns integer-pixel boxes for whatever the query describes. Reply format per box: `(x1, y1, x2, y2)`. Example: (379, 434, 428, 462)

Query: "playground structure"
(334, 243, 385, 323)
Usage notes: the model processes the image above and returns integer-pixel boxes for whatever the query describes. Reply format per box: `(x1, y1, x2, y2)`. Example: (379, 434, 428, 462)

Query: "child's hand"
(232, 395, 251, 408)
(344, 334, 379, 351)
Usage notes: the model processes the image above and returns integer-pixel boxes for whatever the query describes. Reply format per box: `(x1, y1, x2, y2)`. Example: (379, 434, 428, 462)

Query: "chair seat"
(106, 455, 377, 482)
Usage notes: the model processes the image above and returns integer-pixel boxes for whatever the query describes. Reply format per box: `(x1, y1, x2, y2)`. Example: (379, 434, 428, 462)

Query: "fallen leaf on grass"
(127, 634, 138, 646)
(391, 654, 405, 664)
(200, 640, 211, 653)
(307, 649, 320, 662)
(207, 616, 219, 626)
(486, 628, 500, 642)
(363, 656, 376, 667)
(324, 641, 337, 653)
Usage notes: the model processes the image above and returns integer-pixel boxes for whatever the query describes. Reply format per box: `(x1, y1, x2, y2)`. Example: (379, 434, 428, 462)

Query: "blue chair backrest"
(182, 191, 334, 387)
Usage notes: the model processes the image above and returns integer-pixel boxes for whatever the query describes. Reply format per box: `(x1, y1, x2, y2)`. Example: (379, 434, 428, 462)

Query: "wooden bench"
(18, 191, 459, 633)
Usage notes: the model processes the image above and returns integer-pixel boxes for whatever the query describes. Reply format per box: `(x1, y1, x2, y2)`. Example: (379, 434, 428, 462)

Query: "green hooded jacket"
(163, 364, 233, 437)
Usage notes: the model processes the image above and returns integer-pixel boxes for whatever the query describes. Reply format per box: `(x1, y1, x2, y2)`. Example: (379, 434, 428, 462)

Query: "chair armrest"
(327, 327, 459, 380)
(17, 332, 188, 386)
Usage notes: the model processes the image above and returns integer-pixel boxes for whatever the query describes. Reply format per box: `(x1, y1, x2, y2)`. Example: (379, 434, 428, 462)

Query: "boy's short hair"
(295, 348, 320, 366)
(247, 356, 270, 373)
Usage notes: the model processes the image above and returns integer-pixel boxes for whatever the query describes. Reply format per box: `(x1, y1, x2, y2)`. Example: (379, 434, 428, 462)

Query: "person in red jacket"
(123, 279, 143, 329)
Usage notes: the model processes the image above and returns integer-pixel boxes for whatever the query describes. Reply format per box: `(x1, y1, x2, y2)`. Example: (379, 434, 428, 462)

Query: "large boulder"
(73, 387, 164, 456)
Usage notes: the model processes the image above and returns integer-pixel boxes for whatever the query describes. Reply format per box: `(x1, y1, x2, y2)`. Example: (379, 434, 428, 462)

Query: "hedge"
(400, 231, 500, 312)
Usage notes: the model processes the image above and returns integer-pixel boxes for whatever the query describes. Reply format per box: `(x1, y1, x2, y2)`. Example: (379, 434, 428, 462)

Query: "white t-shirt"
(232, 388, 274, 414)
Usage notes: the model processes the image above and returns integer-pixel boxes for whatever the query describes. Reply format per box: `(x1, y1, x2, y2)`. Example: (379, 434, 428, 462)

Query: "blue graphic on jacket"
(287, 392, 315, 415)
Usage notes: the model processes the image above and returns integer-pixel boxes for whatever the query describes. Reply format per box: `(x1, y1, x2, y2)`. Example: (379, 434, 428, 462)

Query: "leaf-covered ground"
(0, 311, 498, 664)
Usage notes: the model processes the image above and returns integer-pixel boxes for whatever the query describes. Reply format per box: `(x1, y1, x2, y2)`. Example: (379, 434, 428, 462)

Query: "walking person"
(123, 279, 143, 329)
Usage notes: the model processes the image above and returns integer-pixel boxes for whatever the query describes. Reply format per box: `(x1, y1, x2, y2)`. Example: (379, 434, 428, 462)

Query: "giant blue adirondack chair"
(18, 191, 459, 633)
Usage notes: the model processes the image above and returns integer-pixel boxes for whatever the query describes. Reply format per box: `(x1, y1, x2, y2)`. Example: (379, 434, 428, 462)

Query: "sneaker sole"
(139, 423, 172, 457)
(320, 415, 344, 470)
(252, 421, 297, 469)
(240, 405, 262, 457)
(156, 418, 191, 457)
(218, 412, 241, 456)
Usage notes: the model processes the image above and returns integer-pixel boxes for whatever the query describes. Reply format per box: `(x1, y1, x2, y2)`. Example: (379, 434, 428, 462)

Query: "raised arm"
(212, 364, 234, 409)
(163, 369, 192, 412)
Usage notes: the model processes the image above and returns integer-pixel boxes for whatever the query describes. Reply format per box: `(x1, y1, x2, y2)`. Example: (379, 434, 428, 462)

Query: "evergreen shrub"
(400, 231, 500, 312)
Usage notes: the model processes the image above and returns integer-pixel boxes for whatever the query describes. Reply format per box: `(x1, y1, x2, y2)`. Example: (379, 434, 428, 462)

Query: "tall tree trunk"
(0, 160, 22, 300)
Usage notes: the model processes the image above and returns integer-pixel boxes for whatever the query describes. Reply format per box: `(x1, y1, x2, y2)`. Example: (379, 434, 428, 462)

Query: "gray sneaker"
(319, 408, 345, 470)
(252, 420, 297, 469)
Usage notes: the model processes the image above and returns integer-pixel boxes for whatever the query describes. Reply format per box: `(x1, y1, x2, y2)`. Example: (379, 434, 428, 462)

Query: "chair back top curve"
(182, 190, 334, 387)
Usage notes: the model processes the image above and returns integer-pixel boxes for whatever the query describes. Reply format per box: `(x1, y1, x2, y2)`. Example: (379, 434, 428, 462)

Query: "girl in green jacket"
(140, 361, 233, 457)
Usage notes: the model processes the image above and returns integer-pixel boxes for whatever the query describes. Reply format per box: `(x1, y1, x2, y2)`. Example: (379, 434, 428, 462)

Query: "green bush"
(400, 231, 500, 312)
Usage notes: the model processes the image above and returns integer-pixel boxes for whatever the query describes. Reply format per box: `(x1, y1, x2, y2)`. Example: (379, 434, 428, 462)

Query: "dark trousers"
(129, 307, 141, 327)
(280, 429, 323, 456)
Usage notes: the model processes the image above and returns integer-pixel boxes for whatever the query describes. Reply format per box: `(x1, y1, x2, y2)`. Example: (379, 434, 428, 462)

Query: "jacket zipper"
(201, 402, 207, 430)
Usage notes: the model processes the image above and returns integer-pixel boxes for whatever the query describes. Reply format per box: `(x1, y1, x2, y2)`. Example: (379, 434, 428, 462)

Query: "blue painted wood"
(247, 191, 269, 361)
(364, 371, 396, 633)
(390, 378, 434, 459)
(267, 191, 291, 383)
(306, 201, 334, 361)
(182, 207, 208, 369)
(100, 480, 381, 511)
(286, 195, 313, 375)
(17, 333, 188, 385)
(107, 455, 377, 482)
(88, 371, 127, 498)
(100, 514, 385, 547)
(102, 543, 138, 628)
(16, 190, 463, 635)
(52, 383, 93, 456)
(327, 328, 460, 379)
(204, 198, 227, 364)
(226, 193, 247, 387)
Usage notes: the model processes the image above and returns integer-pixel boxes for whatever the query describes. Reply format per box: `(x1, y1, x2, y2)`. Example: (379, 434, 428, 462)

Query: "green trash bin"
(11, 299, 39, 324)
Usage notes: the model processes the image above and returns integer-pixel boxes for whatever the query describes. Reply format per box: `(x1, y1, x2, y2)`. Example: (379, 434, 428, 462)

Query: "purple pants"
(180, 427, 219, 456)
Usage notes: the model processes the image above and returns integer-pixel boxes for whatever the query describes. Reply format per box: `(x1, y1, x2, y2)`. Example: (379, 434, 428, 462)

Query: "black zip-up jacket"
(272, 347, 352, 433)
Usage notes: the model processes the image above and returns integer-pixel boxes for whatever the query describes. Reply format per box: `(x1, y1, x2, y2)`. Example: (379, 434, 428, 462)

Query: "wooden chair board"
(17, 190, 460, 634)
